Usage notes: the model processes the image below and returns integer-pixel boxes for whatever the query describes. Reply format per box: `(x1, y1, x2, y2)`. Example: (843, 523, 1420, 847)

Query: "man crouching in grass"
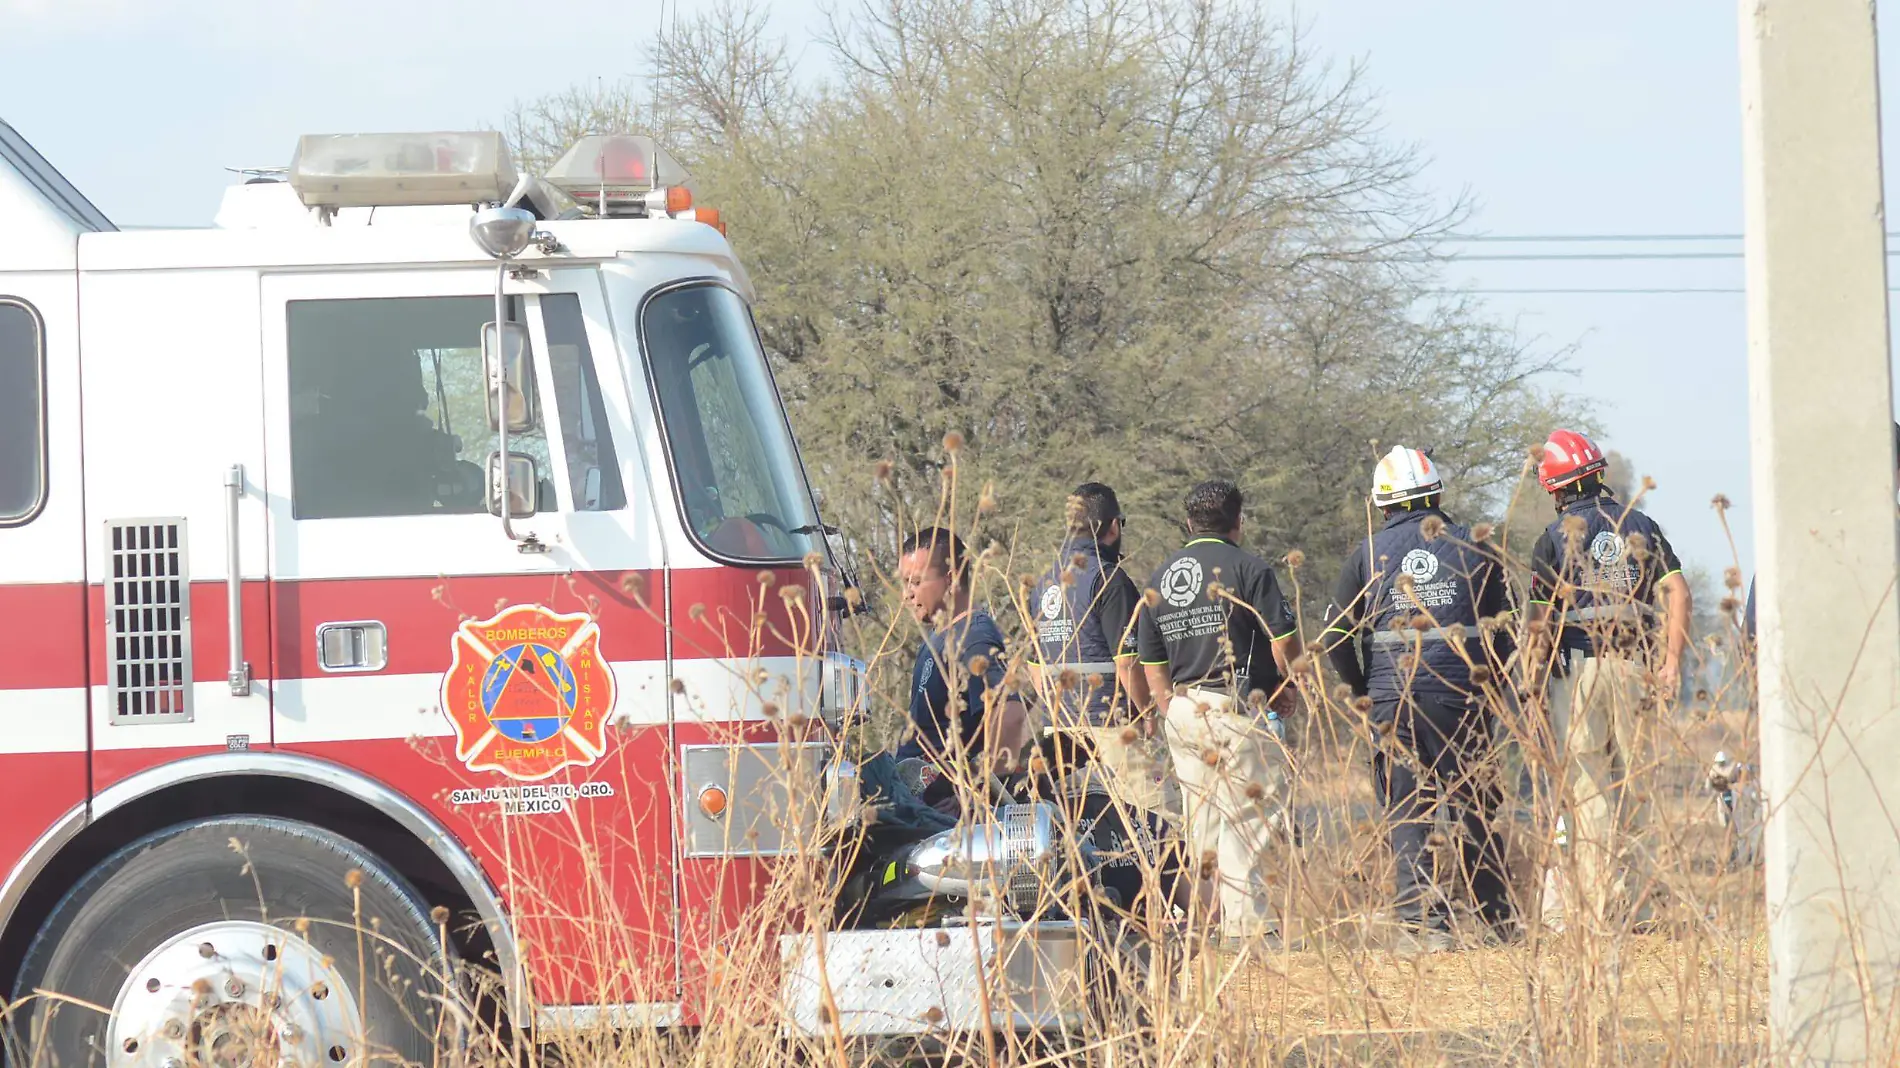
(893, 526, 1030, 813)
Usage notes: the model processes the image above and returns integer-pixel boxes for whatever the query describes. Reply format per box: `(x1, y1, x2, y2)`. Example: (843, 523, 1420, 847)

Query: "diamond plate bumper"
(779, 921, 1087, 1036)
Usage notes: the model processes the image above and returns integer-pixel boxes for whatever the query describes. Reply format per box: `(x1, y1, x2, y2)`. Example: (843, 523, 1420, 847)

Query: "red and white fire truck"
(0, 117, 1109, 1065)
(0, 116, 1116, 1064)
(0, 115, 1121, 1064)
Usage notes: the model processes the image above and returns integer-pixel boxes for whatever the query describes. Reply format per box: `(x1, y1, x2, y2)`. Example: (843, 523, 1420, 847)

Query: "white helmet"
(1371, 446, 1444, 507)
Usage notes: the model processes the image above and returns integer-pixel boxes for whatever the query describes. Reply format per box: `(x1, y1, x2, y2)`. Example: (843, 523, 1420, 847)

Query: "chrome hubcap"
(108, 920, 362, 1068)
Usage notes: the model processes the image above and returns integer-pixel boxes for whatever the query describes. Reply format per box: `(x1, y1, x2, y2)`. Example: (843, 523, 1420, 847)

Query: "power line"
(1440, 251, 1747, 262)
(1440, 286, 1900, 295)
(1446, 232, 1745, 244)
(1437, 287, 1746, 295)
(1436, 248, 1900, 263)
(1446, 231, 1900, 244)
(1446, 249, 1900, 262)
(1424, 230, 1900, 292)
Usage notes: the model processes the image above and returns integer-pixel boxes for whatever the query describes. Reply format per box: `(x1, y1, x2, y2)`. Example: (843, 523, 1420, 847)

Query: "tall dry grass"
(2, 453, 1823, 1068)
(560, 448, 1778, 1067)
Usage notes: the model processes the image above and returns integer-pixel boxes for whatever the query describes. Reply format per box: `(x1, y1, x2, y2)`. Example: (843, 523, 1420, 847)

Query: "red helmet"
(1539, 429, 1607, 492)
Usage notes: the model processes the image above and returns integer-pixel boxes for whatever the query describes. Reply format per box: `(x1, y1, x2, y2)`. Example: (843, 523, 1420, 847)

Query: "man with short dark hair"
(1137, 480, 1302, 944)
(894, 527, 1029, 796)
(1027, 483, 1169, 811)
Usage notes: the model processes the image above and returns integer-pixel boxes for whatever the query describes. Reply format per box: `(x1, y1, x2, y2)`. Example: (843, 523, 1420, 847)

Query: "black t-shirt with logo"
(1136, 536, 1297, 699)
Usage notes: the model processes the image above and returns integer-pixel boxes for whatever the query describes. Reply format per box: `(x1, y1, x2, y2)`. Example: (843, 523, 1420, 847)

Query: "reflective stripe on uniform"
(1047, 661, 1119, 676)
(1368, 627, 1465, 647)
(1561, 604, 1655, 625)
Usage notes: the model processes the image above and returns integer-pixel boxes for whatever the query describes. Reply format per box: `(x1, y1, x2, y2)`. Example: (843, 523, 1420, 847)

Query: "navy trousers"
(1370, 692, 1514, 932)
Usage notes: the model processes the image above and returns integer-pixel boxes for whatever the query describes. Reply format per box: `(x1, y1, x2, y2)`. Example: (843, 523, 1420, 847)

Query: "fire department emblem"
(441, 604, 616, 782)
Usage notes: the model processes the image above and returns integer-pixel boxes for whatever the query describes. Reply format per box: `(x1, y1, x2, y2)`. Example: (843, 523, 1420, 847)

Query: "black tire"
(10, 816, 457, 1068)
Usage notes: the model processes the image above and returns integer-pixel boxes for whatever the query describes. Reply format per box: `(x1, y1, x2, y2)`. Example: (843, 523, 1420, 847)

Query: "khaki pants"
(1070, 724, 1181, 819)
(1163, 688, 1291, 938)
(1542, 654, 1657, 930)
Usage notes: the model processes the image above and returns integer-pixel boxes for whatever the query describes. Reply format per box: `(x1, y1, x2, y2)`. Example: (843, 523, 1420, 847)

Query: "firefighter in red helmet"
(1523, 429, 1692, 934)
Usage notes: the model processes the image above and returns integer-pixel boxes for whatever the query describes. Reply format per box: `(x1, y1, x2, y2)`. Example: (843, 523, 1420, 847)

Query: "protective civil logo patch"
(1039, 585, 1065, 619)
(1400, 548, 1440, 584)
(1589, 530, 1625, 566)
(442, 604, 616, 782)
(1160, 557, 1204, 608)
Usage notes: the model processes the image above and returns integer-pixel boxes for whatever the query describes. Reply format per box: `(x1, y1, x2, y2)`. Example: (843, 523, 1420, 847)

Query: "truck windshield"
(643, 284, 817, 562)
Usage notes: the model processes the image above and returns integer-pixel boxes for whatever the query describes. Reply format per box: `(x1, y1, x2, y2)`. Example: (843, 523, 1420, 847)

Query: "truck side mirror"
(482, 321, 537, 433)
(485, 452, 538, 518)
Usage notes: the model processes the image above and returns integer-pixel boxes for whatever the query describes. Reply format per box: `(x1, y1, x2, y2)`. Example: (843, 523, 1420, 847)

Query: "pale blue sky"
(5, 0, 1894, 577)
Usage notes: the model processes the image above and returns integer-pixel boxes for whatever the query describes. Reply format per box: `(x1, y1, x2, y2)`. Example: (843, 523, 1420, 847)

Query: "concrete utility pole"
(1741, 1, 1900, 1062)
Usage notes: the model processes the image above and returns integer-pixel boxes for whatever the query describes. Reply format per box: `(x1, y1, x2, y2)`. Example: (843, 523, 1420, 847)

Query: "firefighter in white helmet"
(1321, 447, 1517, 953)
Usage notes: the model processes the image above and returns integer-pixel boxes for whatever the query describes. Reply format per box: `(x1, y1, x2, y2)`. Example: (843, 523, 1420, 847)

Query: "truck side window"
(542, 294, 625, 511)
(643, 285, 817, 562)
(287, 296, 551, 521)
(0, 300, 46, 526)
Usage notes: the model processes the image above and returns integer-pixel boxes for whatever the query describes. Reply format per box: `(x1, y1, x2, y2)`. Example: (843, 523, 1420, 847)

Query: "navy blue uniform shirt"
(1529, 492, 1681, 656)
(1028, 537, 1143, 722)
(896, 609, 1009, 763)
(1323, 508, 1511, 705)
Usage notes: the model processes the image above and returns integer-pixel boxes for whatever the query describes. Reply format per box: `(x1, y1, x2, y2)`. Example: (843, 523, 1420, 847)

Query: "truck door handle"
(317, 622, 388, 673)
(225, 464, 252, 696)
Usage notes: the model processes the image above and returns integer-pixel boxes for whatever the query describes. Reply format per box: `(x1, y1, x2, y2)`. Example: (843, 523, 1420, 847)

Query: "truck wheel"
(12, 816, 458, 1068)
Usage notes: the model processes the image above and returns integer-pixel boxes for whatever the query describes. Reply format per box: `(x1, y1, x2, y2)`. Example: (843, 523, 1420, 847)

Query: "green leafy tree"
(509, 0, 1577, 608)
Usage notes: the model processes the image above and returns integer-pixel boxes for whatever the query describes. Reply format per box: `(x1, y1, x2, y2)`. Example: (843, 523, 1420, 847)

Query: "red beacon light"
(545, 134, 703, 220)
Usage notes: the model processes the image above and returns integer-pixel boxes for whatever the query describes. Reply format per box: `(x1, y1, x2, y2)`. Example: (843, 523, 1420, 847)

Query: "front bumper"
(779, 920, 1086, 1036)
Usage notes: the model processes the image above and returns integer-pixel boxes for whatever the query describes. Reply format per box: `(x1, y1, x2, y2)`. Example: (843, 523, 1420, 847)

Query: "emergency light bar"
(289, 132, 518, 209)
(544, 134, 692, 217)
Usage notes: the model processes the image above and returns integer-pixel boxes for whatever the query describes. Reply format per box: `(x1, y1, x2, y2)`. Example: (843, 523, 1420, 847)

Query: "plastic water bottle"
(1265, 710, 1286, 742)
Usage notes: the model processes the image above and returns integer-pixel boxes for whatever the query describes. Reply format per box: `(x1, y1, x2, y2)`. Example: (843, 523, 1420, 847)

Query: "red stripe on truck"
(0, 582, 88, 691)
(0, 567, 813, 691)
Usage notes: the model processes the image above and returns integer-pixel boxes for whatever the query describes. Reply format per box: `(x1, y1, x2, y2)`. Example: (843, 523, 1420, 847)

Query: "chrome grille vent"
(105, 519, 193, 724)
(1002, 803, 1051, 909)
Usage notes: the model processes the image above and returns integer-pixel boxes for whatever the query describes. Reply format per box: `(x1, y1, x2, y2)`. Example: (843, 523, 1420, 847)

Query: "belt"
(1170, 677, 1251, 700)
(1183, 685, 1240, 706)
(1559, 605, 1655, 654)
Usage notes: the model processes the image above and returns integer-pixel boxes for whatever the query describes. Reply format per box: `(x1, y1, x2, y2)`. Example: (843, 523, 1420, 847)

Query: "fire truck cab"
(0, 121, 862, 1062)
